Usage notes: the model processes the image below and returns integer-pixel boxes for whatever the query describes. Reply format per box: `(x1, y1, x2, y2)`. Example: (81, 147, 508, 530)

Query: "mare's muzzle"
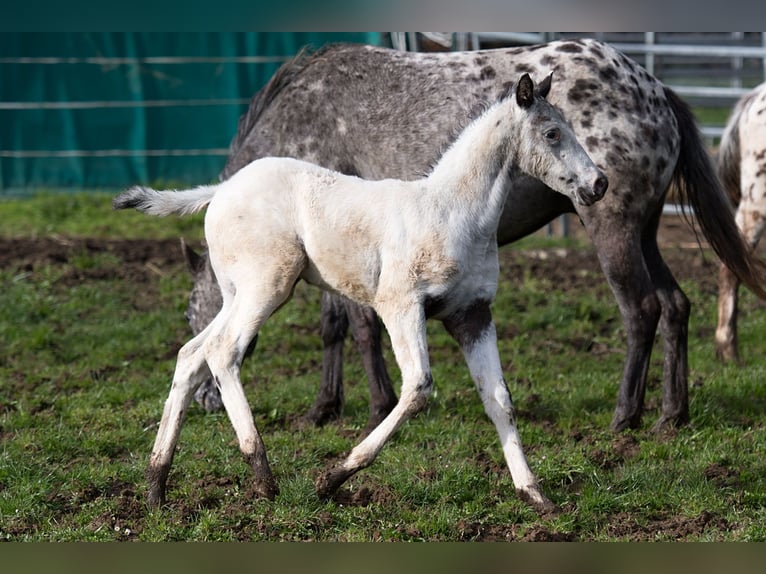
(577, 172, 608, 206)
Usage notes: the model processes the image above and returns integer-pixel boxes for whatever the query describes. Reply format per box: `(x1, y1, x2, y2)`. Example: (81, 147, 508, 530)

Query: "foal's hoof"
(516, 486, 558, 516)
(250, 479, 279, 501)
(315, 466, 355, 500)
(146, 486, 166, 508)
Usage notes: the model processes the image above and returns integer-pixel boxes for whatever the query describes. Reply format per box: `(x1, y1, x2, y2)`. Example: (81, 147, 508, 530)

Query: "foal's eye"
(544, 128, 560, 143)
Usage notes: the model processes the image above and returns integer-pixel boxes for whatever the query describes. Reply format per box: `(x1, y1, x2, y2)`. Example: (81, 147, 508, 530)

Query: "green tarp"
(0, 32, 382, 195)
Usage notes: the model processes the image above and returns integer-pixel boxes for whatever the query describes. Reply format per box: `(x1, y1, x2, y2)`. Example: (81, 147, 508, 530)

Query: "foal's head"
(509, 73, 608, 207)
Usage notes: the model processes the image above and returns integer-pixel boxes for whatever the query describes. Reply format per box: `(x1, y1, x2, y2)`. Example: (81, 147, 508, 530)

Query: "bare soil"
(0, 215, 721, 292)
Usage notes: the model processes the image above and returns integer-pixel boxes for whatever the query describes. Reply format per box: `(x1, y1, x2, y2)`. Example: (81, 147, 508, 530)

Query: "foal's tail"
(664, 86, 766, 299)
(112, 184, 217, 217)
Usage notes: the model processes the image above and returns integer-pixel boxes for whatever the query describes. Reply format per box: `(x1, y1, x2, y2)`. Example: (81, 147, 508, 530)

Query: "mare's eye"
(545, 128, 560, 143)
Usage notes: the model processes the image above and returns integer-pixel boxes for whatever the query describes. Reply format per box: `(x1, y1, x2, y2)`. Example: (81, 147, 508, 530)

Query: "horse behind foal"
(113, 74, 607, 513)
(716, 81, 766, 362)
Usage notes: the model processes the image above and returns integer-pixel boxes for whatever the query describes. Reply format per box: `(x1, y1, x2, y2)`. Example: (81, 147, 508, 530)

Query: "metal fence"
(392, 32, 766, 143)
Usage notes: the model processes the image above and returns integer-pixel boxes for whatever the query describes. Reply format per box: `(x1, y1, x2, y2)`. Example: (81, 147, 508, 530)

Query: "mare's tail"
(664, 86, 766, 299)
(112, 184, 217, 217)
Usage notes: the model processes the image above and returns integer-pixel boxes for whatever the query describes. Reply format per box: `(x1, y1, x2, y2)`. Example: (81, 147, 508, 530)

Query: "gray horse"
(184, 38, 766, 433)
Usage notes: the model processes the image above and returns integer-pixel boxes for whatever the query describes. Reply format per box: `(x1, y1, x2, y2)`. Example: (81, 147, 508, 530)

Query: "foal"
(113, 73, 607, 513)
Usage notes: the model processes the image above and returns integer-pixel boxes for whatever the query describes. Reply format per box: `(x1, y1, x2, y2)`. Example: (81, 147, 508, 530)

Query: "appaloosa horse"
(115, 73, 606, 512)
(186, 38, 766, 433)
(716, 81, 766, 362)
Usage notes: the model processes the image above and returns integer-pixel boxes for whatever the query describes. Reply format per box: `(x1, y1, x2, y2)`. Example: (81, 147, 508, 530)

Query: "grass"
(2, 192, 766, 541)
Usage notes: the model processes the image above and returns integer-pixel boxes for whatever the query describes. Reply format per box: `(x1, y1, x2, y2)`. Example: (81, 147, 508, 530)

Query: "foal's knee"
(401, 373, 434, 415)
(480, 380, 517, 424)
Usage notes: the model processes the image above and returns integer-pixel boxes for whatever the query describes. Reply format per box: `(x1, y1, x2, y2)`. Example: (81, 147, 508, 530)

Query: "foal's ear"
(516, 73, 534, 108)
(536, 72, 553, 100)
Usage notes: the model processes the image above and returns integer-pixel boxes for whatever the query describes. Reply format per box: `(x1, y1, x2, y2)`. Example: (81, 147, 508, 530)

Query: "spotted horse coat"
(716, 81, 766, 362)
(187, 38, 766, 433)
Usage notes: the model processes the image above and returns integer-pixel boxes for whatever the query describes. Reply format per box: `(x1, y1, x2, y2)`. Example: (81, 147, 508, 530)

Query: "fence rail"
(397, 32, 766, 144)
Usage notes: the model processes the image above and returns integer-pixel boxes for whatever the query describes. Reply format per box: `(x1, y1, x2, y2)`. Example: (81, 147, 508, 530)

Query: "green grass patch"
(2, 195, 766, 540)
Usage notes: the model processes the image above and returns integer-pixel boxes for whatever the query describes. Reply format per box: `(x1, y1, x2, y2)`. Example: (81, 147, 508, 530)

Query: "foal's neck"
(427, 100, 518, 233)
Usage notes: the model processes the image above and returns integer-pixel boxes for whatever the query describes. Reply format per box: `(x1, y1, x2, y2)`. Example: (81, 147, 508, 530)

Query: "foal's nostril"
(593, 174, 608, 198)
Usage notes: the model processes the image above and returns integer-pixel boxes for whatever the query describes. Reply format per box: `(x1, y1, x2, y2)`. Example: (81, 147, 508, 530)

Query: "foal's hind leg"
(147, 323, 221, 506)
(716, 196, 766, 362)
(202, 249, 305, 500)
(443, 302, 554, 514)
(203, 297, 280, 501)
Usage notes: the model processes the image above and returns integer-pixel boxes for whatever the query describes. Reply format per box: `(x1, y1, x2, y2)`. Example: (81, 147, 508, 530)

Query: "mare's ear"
(516, 73, 534, 108)
(536, 72, 552, 100)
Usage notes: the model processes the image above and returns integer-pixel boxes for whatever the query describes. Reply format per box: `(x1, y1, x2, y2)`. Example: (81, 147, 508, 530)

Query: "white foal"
(114, 73, 607, 513)
(716, 81, 766, 362)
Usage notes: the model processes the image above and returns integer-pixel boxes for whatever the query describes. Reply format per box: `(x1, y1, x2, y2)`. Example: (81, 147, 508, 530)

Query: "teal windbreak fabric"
(0, 32, 382, 195)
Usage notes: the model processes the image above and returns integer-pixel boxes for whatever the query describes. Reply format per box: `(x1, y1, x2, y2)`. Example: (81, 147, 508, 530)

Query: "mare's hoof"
(194, 381, 224, 412)
(303, 403, 342, 427)
(610, 410, 642, 433)
(651, 412, 689, 434)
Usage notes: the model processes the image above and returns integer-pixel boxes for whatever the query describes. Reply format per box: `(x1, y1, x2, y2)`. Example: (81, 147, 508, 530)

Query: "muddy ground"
(0, 215, 722, 294)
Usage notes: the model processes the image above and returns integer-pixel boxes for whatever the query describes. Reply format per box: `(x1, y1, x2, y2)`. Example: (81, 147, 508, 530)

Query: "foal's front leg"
(443, 302, 555, 514)
(147, 326, 217, 506)
(315, 303, 432, 497)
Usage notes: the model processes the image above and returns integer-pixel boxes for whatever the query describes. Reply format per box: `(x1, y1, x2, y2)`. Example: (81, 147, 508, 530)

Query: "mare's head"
(509, 73, 608, 206)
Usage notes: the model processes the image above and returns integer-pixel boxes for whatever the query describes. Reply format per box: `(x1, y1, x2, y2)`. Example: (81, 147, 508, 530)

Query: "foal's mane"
(428, 82, 519, 178)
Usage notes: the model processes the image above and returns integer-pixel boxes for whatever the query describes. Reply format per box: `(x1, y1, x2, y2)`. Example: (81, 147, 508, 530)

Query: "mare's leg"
(304, 292, 350, 425)
(315, 303, 431, 497)
(586, 217, 662, 432)
(147, 320, 224, 506)
(641, 211, 691, 430)
(442, 302, 554, 514)
(345, 300, 398, 432)
(716, 197, 766, 361)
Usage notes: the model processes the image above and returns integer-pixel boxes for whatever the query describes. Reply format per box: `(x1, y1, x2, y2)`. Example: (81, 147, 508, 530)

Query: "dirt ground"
(0, 214, 722, 293)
